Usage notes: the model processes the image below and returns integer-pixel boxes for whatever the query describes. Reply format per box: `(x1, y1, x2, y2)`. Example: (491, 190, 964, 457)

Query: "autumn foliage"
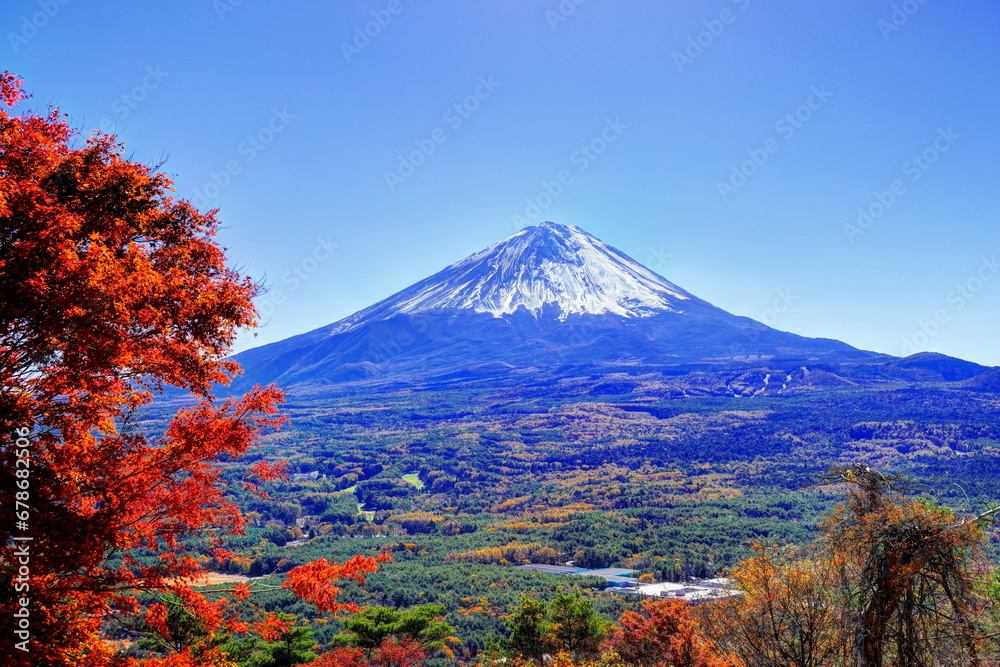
(702, 544, 849, 667)
(283, 553, 393, 615)
(0, 72, 393, 666)
(312, 638, 427, 667)
(607, 598, 733, 667)
(491, 598, 730, 667)
(704, 465, 999, 667)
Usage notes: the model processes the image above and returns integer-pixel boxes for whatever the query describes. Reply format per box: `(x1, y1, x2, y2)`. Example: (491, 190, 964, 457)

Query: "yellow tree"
(608, 597, 735, 667)
(703, 544, 848, 667)
(705, 465, 998, 667)
(821, 465, 995, 667)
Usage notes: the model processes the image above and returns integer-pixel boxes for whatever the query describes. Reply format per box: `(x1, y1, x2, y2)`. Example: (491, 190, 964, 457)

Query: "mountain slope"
(325, 221, 721, 336)
(231, 222, 876, 390)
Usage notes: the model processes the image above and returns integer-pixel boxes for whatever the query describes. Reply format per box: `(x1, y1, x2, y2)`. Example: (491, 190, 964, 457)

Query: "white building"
(634, 578, 740, 603)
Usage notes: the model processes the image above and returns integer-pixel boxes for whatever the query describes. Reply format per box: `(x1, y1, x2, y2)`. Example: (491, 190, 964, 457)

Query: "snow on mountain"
(227, 220, 876, 390)
(326, 221, 715, 335)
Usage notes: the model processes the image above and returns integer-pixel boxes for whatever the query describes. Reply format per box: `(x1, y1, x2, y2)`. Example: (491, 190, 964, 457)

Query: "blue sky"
(4, 0, 999, 365)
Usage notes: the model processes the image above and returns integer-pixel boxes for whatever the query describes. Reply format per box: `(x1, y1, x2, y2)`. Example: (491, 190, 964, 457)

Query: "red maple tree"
(312, 638, 427, 667)
(0, 72, 379, 666)
(605, 598, 734, 667)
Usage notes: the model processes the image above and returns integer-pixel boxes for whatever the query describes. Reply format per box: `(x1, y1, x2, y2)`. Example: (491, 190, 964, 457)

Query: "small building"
(636, 579, 740, 603)
(573, 568, 637, 578)
(583, 574, 639, 588)
(697, 577, 736, 589)
(515, 564, 585, 575)
(569, 568, 638, 588)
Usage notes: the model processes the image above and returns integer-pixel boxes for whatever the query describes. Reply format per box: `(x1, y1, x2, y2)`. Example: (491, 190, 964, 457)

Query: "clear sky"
(4, 1, 999, 365)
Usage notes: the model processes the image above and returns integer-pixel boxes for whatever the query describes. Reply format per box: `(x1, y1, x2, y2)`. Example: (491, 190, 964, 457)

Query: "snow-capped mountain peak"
(327, 222, 713, 335)
(230, 220, 869, 390)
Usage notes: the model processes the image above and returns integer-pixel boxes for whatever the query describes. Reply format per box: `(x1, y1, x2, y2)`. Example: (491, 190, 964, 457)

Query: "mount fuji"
(227, 221, 953, 392)
(328, 221, 720, 332)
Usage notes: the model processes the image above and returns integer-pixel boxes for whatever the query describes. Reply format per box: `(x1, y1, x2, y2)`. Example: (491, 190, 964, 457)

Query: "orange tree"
(0, 72, 384, 666)
(606, 597, 734, 667)
(822, 465, 996, 667)
(702, 544, 848, 667)
(129, 554, 391, 666)
(705, 465, 999, 667)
